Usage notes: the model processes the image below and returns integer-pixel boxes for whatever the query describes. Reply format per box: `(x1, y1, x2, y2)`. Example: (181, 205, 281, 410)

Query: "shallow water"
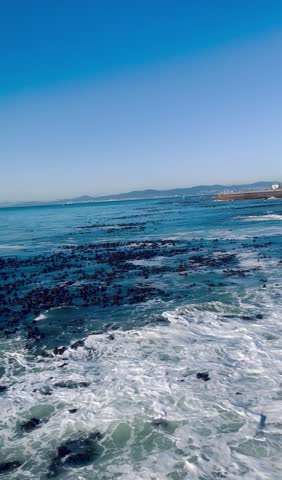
(0, 196, 281, 479)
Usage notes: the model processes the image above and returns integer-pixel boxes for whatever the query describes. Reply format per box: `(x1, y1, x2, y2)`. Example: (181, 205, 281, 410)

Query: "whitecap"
(34, 313, 47, 321)
(0, 244, 26, 250)
(1, 290, 282, 479)
(237, 214, 282, 222)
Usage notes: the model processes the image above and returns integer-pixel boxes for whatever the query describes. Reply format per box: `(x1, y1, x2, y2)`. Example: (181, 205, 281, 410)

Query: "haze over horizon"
(1, 1, 281, 202)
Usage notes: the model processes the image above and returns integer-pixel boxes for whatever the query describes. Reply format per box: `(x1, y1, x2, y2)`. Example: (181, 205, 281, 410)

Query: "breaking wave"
(1, 287, 282, 479)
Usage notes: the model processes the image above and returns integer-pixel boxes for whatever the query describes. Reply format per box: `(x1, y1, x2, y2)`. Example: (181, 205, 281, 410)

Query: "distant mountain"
(0, 181, 279, 208)
(92, 182, 277, 201)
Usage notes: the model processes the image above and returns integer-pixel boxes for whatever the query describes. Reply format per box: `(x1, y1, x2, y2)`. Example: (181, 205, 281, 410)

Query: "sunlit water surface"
(0, 196, 281, 479)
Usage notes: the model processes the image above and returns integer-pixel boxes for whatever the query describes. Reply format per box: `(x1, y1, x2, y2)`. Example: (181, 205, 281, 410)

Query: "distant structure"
(216, 183, 282, 201)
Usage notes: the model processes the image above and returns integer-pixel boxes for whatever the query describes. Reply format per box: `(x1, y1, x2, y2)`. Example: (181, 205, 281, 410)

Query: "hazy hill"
(0, 181, 279, 207)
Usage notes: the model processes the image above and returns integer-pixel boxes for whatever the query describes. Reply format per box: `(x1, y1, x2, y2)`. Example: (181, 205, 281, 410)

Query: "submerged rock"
(38, 350, 53, 358)
(0, 385, 7, 394)
(33, 385, 53, 396)
(212, 469, 227, 478)
(48, 431, 102, 477)
(70, 339, 85, 349)
(0, 462, 21, 474)
(54, 380, 90, 389)
(58, 432, 102, 459)
(258, 414, 267, 430)
(63, 451, 92, 466)
(58, 362, 68, 368)
(53, 346, 67, 355)
(196, 372, 210, 382)
(68, 408, 78, 414)
(20, 417, 41, 433)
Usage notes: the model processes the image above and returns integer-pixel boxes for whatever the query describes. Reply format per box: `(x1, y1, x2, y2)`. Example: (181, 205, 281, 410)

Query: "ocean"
(0, 196, 281, 479)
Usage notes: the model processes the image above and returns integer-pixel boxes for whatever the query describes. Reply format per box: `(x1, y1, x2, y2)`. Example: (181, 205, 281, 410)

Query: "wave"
(1, 288, 282, 479)
(0, 244, 26, 250)
(34, 313, 48, 322)
(237, 214, 282, 222)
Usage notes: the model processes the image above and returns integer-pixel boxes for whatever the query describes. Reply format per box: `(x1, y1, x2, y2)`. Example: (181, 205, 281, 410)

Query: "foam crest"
(1, 288, 282, 478)
(238, 214, 282, 221)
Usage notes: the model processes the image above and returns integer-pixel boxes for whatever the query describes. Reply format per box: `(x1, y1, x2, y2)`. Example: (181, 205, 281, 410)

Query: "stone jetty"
(216, 189, 282, 201)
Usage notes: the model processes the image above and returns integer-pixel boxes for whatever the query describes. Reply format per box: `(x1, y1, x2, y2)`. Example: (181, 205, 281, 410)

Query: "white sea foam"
(1, 287, 282, 479)
(168, 227, 281, 241)
(237, 214, 282, 222)
(129, 256, 165, 266)
(0, 244, 26, 250)
(237, 251, 262, 269)
(34, 313, 47, 322)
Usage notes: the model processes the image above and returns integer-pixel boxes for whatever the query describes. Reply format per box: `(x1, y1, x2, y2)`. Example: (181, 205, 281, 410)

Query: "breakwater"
(216, 189, 282, 201)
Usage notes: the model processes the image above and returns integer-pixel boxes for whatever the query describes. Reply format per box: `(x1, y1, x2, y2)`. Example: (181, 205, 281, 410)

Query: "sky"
(0, 0, 281, 202)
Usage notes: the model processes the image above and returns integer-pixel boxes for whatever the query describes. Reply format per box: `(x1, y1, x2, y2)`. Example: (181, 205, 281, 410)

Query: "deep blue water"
(0, 196, 281, 479)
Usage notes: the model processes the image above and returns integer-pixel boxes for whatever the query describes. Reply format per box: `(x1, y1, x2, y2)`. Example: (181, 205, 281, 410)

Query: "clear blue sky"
(0, 0, 281, 201)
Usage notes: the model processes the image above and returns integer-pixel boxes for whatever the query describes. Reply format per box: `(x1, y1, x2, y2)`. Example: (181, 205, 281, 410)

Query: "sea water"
(0, 196, 281, 479)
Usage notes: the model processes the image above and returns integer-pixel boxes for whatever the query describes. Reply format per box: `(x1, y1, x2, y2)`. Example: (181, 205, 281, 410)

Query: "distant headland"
(1, 181, 280, 208)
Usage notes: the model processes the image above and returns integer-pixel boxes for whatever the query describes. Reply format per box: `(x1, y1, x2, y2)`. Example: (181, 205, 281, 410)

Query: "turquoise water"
(0, 196, 281, 479)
